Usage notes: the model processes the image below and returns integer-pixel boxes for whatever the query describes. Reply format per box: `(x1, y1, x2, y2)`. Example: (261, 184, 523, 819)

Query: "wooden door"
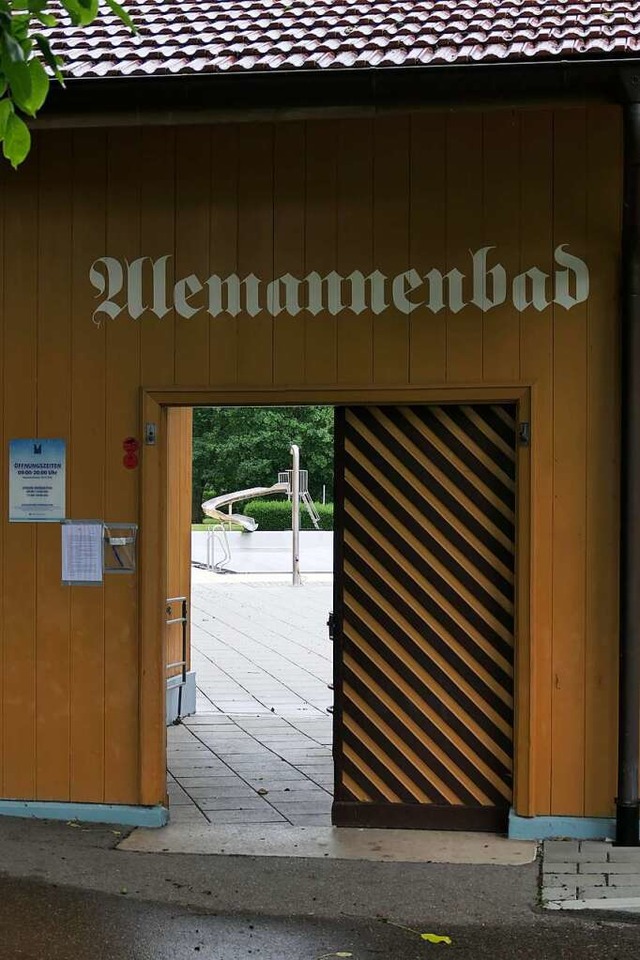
(333, 404, 516, 831)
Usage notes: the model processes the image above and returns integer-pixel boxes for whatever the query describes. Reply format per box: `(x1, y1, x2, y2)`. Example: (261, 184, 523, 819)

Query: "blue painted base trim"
(509, 810, 620, 841)
(0, 800, 169, 828)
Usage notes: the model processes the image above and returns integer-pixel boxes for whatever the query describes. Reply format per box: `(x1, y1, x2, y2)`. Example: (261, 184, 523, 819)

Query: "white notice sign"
(9, 438, 66, 522)
(61, 521, 103, 585)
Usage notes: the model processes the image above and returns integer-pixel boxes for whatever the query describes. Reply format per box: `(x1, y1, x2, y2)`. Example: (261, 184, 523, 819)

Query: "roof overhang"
(34, 56, 640, 129)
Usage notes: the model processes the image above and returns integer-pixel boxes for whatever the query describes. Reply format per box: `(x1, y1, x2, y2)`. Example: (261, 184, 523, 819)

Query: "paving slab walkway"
(542, 839, 640, 913)
(167, 577, 334, 827)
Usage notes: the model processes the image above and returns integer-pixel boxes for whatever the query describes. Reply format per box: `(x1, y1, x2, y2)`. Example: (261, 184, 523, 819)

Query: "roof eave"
(35, 55, 640, 128)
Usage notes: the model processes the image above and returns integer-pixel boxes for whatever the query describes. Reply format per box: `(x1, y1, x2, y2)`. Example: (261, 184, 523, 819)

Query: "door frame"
(138, 385, 531, 816)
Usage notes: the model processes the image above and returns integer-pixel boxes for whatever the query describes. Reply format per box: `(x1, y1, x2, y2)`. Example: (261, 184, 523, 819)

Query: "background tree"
(0, 1, 133, 167)
(192, 407, 334, 522)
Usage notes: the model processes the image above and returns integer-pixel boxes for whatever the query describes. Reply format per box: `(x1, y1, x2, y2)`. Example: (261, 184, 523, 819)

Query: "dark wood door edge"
(332, 801, 509, 834)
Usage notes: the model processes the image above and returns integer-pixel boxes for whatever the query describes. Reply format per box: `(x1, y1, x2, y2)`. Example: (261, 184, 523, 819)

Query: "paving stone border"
(542, 839, 640, 907)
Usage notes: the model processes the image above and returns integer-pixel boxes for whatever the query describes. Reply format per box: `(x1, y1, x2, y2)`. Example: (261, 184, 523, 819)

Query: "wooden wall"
(0, 105, 622, 817)
(166, 408, 192, 679)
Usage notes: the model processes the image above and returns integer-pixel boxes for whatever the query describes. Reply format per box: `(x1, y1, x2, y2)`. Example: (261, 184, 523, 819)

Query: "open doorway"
(166, 406, 335, 828)
(151, 393, 522, 836)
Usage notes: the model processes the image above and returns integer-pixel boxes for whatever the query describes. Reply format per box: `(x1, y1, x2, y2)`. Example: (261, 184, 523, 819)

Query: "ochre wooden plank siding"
(584, 106, 622, 817)
(304, 120, 339, 385)
(175, 128, 212, 386)
(0, 153, 4, 797)
(69, 129, 108, 803)
(36, 132, 73, 800)
(0, 106, 623, 821)
(140, 127, 176, 387)
(209, 125, 240, 387)
(337, 119, 374, 385)
(274, 123, 306, 386)
(519, 110, 554, 816)
(373, 115, 410, 385)
(481, 111, 521, 384)
(237, 124, 275, 387)
(551, 108, 589, 816)
(166, 408, 193, 679)
(446, 112, 484, 383)
(103, 129, 142, 804)
(409, 112, 447, 385)
(2, 145, 39, 800)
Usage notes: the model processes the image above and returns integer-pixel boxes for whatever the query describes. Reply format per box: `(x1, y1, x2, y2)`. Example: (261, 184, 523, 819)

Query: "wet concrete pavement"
(0, 817, 639, 959)
(1, 874, 640, 960)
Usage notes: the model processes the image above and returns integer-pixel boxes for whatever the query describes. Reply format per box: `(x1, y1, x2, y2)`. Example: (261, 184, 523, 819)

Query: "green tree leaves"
(3, 110, 29, 165)
(4, 57, 47, 115)
(0, 1, 134, 167)
(192, 407, 335, 522)
(104, 0, 134, 30)
(26, 58, 48, 111)
(0, 95, 11, 135)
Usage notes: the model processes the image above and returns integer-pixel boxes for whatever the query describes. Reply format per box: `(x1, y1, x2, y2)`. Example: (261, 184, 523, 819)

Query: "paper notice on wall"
(61, 521, 103, 585)
(9, 438, 66, 522)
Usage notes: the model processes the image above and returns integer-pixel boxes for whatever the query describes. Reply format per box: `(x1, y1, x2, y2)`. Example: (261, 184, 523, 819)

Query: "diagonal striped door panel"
(333, 404, 516, 832)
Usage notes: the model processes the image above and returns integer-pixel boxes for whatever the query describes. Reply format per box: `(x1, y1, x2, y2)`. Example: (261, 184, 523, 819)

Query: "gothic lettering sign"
(89, 245, 589, 326)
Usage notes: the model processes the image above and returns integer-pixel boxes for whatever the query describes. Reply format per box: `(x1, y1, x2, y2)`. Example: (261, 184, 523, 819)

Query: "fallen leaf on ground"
(381, 918, 453, 945)
(316, 953, 353, 959)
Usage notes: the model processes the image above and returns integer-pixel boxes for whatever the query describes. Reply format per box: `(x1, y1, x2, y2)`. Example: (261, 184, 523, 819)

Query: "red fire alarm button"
(123, 436, 140, 453)
(123, 452, 139, 470)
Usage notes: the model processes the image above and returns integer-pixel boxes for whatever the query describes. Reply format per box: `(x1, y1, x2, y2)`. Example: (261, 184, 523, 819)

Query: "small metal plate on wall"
(145, 422, 157, 446)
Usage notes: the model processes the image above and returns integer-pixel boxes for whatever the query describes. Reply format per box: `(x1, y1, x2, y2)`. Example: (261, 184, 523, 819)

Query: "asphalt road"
(1, 875, 639, 960)
(0, 818, 639, 959)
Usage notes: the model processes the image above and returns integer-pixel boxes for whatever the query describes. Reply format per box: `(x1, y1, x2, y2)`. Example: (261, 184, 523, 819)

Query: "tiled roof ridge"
(45, 1, 640, 80)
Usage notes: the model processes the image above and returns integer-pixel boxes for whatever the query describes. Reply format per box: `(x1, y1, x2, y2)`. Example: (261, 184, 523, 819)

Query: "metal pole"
(291, 443, 301, 586)
(616, 100, 640, 846)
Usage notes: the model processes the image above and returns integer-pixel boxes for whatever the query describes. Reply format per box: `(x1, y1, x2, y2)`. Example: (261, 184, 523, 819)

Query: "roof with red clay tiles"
(50, 1, 640, 80)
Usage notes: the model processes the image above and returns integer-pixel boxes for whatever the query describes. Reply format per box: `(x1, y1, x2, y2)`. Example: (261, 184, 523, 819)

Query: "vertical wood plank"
(273, 122, 306, 385)
(337, 119, 374, 384)
(140, 127, 176, 388)
(304, 120, 338, 385)
(140, 395, 166, 806)
(0, 149, 4, 795)
(446, 113, 484, 382)
(180, 410, 193, 671)
(584, 105, 622, 816)
(237, 124, 274, 386)
(519, 110, 555, 816)
(372, 115, 410, 385)
(482, 110, 521, 383)
(210, 126, 239, 386)
(69, 129, 107, 802)
(166, 407, 193, 677)
(551, 107, 589, 816)
(2, 146, 38, 799)
(409, 112, 447, 385)
(104, 128, 142, 804)
(36, 132, 72, 799)
(175, 128, 211, 386)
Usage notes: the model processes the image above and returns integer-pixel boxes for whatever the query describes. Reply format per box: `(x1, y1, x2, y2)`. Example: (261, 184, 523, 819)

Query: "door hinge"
(518, 422, 530, 446)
